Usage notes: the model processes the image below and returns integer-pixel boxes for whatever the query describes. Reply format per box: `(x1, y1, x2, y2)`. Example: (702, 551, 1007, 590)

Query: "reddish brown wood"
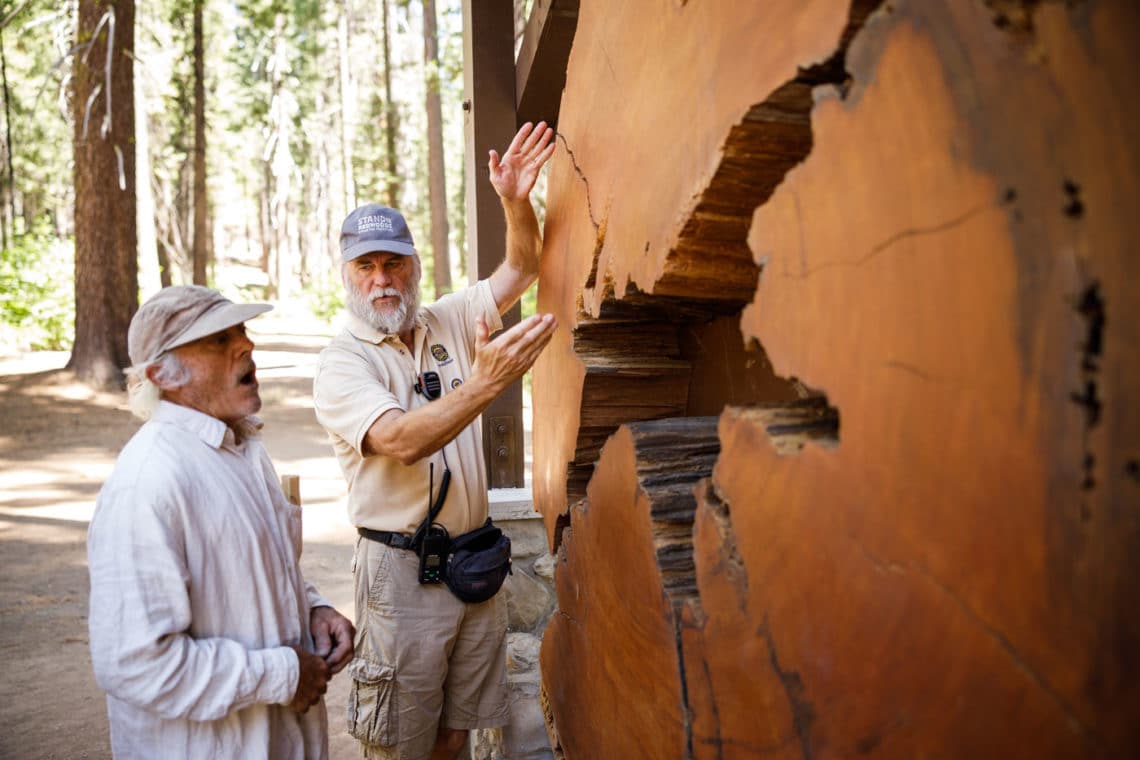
(729, 1, 1140, 753)
(69, 0, 138, 389)
(534, 0, 1139, 757)
(540, 417, 721, 759)
(534, 0, 862, 546)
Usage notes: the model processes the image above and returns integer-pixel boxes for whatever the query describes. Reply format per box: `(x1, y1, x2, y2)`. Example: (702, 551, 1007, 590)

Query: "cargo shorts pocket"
(346, 658, 398, 747)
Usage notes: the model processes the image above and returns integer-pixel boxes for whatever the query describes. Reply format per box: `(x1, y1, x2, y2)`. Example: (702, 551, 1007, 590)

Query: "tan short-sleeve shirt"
(313, 280, 503, 536)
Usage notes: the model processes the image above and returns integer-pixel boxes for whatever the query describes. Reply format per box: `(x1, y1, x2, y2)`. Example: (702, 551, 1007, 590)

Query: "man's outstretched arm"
(362, 312, 556, 464)
(487, 121, 556, 313)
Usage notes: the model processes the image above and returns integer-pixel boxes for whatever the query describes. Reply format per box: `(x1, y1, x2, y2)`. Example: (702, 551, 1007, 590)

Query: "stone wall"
(471, 489, 556, 760)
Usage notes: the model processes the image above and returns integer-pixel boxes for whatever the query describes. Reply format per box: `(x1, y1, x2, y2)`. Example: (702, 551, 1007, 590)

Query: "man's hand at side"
(310, 605, 355, 675)
(289, 645, 330, 713)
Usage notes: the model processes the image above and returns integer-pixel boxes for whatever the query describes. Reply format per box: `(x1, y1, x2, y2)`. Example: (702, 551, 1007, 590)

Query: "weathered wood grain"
(534, 0, 866, 547)
(535, 0, 1139, 757)
(728, 1, 1139, 752)
(540, 417, 720, 759)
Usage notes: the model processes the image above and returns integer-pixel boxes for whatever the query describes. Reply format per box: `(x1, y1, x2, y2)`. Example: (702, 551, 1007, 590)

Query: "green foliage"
(303, 270, 344, 324)
(2, 0, 481, 355)
(0, 226, 74, 350)
(3, 3, 76, 239)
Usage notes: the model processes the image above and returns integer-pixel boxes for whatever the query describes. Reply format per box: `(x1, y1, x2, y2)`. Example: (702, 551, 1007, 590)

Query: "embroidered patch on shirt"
(430, 343, 453, 366)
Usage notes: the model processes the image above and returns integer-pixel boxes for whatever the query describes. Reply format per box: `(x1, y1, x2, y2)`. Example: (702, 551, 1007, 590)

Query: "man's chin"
(370, 310, 409, 334)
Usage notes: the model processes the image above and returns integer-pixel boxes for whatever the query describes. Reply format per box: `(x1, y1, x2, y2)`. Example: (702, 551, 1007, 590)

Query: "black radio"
(414, 464, 452, 585)
(418, 525, 449, 584)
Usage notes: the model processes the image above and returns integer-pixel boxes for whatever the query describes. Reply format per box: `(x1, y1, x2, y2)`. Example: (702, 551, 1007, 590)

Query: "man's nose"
(371, 269, 393, 289)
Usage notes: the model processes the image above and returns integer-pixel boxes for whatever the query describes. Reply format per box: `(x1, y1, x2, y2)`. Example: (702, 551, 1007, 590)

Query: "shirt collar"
(151, 400, 262, 449)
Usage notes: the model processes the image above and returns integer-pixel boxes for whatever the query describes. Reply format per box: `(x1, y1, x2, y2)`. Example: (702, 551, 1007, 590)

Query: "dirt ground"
(0, 312, 364, 760)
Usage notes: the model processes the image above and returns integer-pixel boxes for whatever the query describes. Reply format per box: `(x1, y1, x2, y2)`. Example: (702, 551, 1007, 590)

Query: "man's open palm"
(488, 121, 556, 201)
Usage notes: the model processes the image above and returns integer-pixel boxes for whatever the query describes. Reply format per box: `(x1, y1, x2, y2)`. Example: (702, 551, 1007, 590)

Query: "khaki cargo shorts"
(347, 536, 509, 759)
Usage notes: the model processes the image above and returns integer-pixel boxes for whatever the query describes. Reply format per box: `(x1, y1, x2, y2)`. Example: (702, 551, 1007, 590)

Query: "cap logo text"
(357, 214, 394, 234)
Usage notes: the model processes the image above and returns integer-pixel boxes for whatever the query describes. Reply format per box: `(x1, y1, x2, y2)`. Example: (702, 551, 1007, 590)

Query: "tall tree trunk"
(454, 149, 466, 280)
(259, 164, 273, 297)
(191, 0, 207, 285)
(156, 243, 172, 288)
(69, 0, 137, 389)
(337, 0, 356, 214)
(381, 0, 398, 207)
(134, 64, 160, 296)
(423, 0, 450, 295)
(0, 29, 14, 246)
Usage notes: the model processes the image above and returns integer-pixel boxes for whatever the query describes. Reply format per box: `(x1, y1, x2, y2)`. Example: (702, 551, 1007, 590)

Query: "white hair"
(126, 352, 191, 421)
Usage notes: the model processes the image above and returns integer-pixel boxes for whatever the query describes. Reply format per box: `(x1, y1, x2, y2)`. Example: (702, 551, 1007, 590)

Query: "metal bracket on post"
(488, 415, 518, 489)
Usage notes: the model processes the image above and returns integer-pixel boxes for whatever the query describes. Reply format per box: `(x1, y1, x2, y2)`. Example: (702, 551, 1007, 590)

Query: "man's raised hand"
(488, 121, 556, 201)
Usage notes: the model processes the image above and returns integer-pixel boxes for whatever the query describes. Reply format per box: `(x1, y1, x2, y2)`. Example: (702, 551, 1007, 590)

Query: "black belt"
(357, 527, 416, 551)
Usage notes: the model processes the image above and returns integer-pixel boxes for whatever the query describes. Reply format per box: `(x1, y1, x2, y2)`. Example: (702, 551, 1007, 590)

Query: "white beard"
(347, 280, 421, 335)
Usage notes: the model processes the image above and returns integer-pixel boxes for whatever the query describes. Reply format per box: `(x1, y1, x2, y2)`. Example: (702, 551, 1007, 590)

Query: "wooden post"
(280, 474, 301, 507)
(462, 0, 524, 488)
(515, 0, 579, 130)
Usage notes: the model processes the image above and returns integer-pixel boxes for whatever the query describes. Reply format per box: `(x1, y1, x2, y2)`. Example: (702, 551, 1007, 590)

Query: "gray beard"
(346, 281, 421, 335)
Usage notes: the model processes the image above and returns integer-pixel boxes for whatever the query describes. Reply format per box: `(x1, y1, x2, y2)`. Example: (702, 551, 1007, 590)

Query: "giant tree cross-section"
(531, 0, 1140, 757)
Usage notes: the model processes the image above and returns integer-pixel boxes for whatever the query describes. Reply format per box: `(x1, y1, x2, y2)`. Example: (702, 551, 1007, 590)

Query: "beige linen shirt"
(313, 280, 502, 536)
(87, 401, 329, 760)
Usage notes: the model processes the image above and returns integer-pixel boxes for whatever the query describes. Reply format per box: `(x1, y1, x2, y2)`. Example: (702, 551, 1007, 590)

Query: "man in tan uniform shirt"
(313, 122, 557, 760)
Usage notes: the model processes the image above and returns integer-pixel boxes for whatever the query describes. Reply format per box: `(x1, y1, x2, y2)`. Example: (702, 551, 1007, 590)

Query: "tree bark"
(191, 0, 207, 285)
(337, 0, 356, 214)
(423, 0, 450, 295)
(381, 0, 398, 207)
(69, 0, 137, 389)
(0, 29, 14, 246)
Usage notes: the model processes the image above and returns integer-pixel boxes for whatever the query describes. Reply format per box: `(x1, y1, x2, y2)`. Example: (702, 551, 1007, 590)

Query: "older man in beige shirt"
(313, 121, 557, 760)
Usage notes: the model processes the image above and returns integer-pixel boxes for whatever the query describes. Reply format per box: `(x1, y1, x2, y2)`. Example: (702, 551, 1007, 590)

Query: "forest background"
(0, 0, 540, 380)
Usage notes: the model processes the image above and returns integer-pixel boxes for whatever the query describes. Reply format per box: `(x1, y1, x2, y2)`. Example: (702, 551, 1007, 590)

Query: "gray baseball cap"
(128, 285, 272, 366)
(340, 204, 416, 261)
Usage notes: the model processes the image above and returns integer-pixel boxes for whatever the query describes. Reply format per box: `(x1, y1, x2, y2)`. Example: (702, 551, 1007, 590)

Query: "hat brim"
(165, 302, 273, 353)
(342, 239, 416, 261)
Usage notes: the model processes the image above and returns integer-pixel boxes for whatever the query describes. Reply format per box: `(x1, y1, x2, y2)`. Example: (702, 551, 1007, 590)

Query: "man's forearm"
(362, 374, 501, 465)
(490, 198, 543, 311)
(504, 197, 541, 277)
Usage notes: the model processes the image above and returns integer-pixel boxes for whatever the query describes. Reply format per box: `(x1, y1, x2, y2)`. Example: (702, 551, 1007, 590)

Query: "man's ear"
(145, 361, 174, 391)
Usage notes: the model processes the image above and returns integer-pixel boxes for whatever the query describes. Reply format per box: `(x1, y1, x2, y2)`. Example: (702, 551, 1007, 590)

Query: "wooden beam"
(515, 0, 579, 129)
(462, 0, 524, 487)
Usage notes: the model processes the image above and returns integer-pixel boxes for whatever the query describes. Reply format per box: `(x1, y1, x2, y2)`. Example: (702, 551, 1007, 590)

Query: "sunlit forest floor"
(0, 312, 362, 759)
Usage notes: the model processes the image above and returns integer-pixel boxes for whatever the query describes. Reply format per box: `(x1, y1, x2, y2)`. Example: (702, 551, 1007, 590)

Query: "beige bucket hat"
(128, 285, 272, 366)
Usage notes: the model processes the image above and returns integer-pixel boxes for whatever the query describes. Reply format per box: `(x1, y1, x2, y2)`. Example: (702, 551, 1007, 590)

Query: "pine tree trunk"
(337, 0, 356, 214)
(69, 0, 137, 389)
(424, 0, 450, 295)
(191, 0, 207, 285)
(0, 30, 14, 246)
(381, 0, 398, 208)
